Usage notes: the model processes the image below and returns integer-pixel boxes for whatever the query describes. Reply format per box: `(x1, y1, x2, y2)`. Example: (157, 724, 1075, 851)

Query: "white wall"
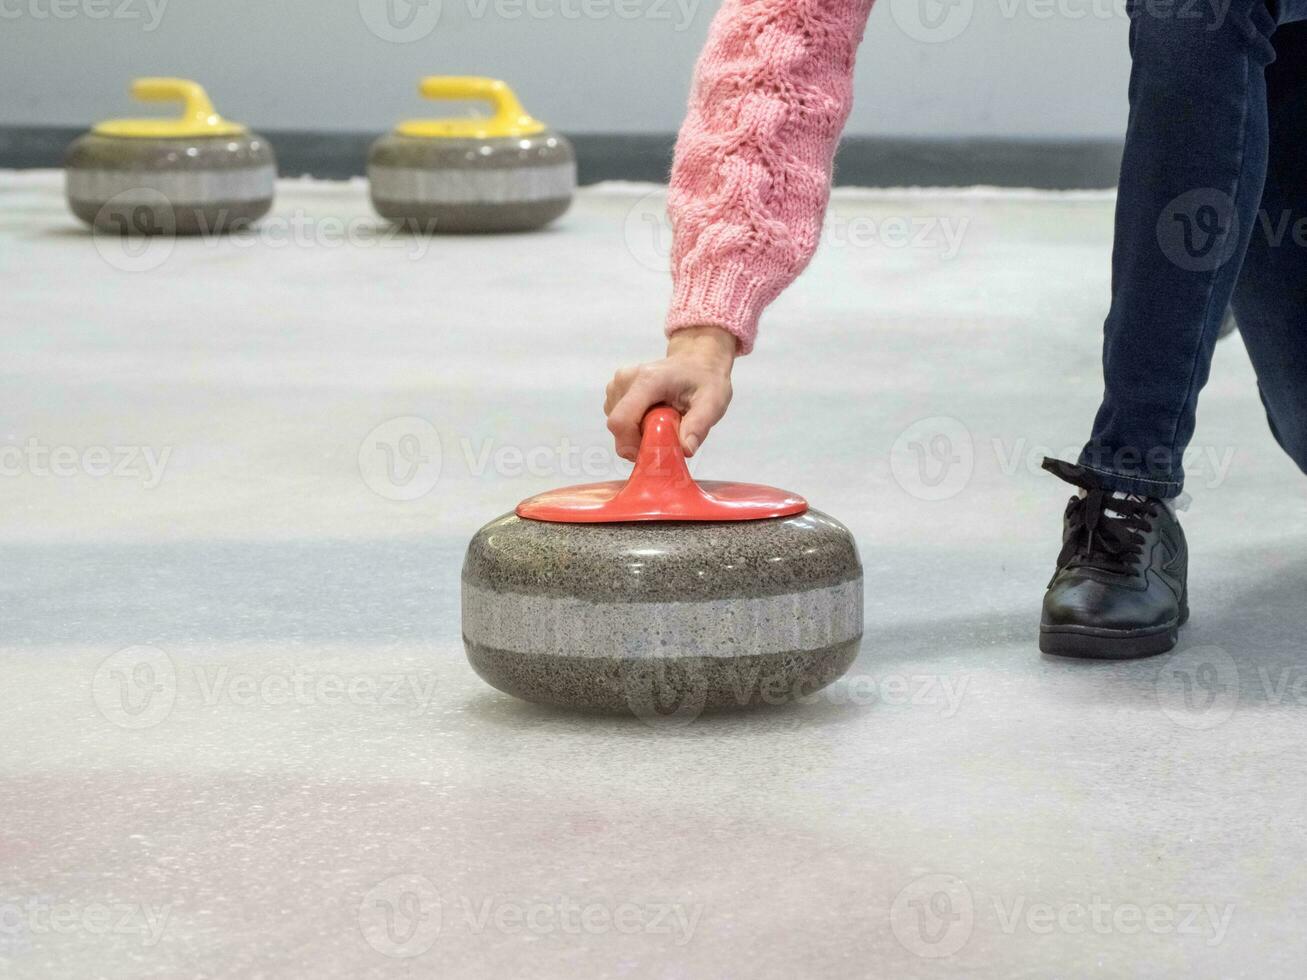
(0, 0, 1132, 138)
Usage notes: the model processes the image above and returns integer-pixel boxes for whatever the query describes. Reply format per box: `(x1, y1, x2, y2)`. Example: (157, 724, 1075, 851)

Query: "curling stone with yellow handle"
(368, 77, 576, 233)
(65, 78, 276, 235)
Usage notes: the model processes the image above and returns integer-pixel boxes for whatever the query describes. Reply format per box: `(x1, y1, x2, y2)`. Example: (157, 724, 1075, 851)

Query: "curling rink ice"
(4, 170, 1307, 978)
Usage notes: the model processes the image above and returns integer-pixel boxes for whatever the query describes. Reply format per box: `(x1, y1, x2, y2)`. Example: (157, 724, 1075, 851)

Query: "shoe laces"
(1058, 489, 1159, 575)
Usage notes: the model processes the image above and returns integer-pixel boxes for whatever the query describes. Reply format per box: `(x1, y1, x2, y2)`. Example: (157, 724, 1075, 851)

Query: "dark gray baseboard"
(0, 126, 1122, 189)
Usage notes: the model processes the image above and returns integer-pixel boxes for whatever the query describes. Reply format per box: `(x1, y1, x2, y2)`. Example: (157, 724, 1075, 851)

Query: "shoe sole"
(1039, 599, 1189, 661)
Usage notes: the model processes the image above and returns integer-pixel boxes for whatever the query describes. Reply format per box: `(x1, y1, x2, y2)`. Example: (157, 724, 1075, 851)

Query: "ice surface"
(2, 172, 1306, 978)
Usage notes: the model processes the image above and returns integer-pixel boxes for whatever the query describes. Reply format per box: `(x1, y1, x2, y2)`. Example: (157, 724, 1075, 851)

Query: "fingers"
(603, 366, 638, 416)
(607, 368, 667, 461)
(678, 384, 731, 457)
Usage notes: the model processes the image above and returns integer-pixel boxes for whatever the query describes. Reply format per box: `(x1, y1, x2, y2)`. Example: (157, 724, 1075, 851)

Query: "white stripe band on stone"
(67, 166, 276, 205)
(462, 579, 863, 660)
(369, 162, 576, 205)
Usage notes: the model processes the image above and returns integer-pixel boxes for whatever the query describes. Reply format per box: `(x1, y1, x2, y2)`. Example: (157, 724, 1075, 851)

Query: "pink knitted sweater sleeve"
(666, 0, 874, 355)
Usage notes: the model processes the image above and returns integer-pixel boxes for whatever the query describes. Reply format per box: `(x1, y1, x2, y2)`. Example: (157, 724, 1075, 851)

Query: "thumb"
(679, 392, 729, 457)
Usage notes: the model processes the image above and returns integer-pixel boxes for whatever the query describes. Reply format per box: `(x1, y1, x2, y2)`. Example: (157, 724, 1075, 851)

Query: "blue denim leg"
(1231, 21, 1307, 474)
(1079, 0, 1292, 496)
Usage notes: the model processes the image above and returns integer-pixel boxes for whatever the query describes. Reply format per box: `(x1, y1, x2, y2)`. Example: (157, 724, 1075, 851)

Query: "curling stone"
(65, 78, 275, 235)
(461, 408, 863, 715)
(368, 76, 575, 233)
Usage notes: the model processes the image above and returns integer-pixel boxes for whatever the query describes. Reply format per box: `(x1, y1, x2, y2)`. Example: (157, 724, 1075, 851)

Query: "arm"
(607, 0, 872, 458)
(666, 0, 873, 355)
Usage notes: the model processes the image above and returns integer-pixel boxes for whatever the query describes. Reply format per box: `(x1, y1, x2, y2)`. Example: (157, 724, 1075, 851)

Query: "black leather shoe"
(1039, 458, 1188, 659)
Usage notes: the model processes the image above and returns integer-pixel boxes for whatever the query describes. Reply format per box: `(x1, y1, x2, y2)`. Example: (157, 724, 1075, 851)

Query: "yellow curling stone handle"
(396, 76, 547, 140)
(93, 78, 247, 139)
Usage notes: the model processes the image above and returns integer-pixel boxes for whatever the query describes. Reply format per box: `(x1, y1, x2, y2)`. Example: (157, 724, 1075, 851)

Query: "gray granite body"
(65, 133, 276, 235)
(461, 510, 863, 712)
(368, 131, 575, 233)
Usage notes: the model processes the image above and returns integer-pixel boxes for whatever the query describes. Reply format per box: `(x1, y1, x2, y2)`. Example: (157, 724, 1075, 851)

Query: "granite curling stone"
(461, 408, 864, 715)
(65, 77, 275, 236)
(369, 76, 576, 233)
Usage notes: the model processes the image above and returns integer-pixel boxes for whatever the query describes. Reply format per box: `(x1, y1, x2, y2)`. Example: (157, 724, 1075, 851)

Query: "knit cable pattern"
(666, 0, 874, 354)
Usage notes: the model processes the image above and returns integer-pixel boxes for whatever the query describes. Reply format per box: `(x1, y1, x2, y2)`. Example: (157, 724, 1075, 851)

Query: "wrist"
(667, 325, 737, 369)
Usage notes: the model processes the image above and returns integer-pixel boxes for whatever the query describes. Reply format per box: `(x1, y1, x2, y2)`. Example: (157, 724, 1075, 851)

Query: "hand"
(604, 326, 737, 461)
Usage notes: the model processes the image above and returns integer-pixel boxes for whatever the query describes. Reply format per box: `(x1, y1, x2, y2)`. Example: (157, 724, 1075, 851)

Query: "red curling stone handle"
(515, 406, 808, 523)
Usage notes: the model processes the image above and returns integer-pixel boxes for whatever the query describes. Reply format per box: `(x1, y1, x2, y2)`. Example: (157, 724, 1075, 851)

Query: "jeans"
(1080, 0, 1307, 497)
